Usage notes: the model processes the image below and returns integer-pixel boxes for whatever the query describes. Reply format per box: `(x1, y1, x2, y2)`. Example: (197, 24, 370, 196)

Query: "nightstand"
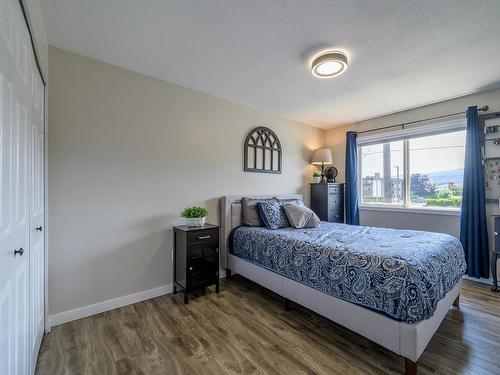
(310, 183, 345, 223)
(173, 224, 220, 303)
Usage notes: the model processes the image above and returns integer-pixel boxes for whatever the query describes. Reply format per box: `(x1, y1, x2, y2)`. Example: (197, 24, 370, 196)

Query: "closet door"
(0, 0, 15, 371)
(0, 0, 37, 373)
(12, 93, 30, 375)
(29, 65, 44, 372)
(12, 6, 32, 373)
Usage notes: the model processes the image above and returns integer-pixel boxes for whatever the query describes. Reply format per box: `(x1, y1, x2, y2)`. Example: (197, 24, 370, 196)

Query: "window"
(360, 141, 403, 205)
(359, 128, 466, 210)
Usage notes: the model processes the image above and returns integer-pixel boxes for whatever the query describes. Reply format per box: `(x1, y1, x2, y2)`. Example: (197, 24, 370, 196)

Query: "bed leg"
(226, 268, 232, 279)
(404, 358, 417, 375)
(453, 294, 460, 307)
(284, 298, 291, 311)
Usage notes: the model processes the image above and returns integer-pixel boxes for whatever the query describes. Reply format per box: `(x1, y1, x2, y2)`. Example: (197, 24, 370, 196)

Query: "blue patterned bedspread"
(230, 222, 466, 323)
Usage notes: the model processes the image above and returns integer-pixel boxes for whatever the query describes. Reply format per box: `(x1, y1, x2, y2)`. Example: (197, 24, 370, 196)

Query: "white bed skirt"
(228, 253, 462, 362)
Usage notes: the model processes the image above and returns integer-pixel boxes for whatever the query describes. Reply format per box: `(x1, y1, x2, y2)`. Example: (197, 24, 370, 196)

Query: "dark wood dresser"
(173, 224, 220, 303)
(310, 183, 345, 223)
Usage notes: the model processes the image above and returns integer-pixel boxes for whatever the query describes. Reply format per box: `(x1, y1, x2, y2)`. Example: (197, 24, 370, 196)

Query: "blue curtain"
(460, 106, 489, 278)
(345, 131, 359, 225)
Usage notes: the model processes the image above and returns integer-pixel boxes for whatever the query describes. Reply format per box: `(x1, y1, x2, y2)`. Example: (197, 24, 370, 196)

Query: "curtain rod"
(356, 105, 489, 135)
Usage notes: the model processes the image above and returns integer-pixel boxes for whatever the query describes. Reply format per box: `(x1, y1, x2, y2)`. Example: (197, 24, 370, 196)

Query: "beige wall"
(48, 47, 324, 315)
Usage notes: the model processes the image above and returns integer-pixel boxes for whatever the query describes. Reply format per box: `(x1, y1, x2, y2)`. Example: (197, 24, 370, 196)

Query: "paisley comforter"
(230, 222, 466, 323)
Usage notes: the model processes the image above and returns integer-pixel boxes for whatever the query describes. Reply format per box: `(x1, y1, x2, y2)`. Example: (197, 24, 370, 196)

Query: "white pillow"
(283, 203, 320, 228)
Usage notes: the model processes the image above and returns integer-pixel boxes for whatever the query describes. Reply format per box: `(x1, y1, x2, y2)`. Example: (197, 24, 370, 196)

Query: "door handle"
(35, 226, 42, 232)
(14, 248, 24, 257)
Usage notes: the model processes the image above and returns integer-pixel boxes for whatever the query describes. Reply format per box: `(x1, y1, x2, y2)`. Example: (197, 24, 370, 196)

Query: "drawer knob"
(198, 235, 211, 240)
(495, 232, 499, 236)
(189, 266, 193, 271)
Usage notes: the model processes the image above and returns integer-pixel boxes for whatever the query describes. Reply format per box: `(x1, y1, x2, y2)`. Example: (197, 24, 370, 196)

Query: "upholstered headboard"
(219, 194, 303, 269)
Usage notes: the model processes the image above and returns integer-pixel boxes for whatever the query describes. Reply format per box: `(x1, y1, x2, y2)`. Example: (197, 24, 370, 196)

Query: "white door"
(0, 0, 16, 373)
(0, 32, 15, 375)
(0, 0, 43, 373)
(29, 64, 44, 373)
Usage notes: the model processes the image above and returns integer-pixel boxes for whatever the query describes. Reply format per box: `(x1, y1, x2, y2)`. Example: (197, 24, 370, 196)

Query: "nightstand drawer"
(187, 229, 219, 246)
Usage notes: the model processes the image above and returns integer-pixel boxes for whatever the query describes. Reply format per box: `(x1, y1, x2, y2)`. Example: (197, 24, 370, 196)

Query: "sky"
(360, 130, 466, 177)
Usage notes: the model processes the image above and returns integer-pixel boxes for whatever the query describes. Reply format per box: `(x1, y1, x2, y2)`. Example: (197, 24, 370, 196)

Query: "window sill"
(359, 205, 461, 216)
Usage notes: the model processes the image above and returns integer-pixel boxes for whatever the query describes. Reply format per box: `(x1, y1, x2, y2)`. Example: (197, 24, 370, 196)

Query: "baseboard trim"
(48, 271, 228, 329)
(463, 275, 493, 286)
(49, 283, 173, 328)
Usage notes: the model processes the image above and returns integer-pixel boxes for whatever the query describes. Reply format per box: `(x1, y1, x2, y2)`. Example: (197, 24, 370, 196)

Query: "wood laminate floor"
(36, 278, 500, 375)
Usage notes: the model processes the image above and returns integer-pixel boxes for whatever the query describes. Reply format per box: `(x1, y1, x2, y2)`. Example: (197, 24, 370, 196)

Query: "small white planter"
(313, 176, 321, 183)
(186, 217, 206, 227)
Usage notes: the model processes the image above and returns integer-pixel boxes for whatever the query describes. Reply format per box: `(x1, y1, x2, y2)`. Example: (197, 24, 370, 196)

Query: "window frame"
(357, 124, 466, 214)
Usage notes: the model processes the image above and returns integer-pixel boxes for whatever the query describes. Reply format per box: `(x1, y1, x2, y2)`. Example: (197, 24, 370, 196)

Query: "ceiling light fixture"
(311, 51, 348, 78)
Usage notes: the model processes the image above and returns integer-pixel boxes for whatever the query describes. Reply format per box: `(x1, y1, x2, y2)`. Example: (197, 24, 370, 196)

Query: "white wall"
(48, 47, 324, 316)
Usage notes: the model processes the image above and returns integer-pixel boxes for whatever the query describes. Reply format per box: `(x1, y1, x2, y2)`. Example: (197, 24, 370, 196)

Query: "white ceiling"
(41, 0, 500, 128)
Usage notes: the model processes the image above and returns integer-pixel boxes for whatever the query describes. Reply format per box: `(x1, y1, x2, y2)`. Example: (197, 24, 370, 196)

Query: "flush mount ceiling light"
(311, 51, 348, 78)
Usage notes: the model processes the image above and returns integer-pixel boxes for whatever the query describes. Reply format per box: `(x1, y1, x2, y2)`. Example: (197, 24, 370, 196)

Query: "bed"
(220, 195, 466, 375)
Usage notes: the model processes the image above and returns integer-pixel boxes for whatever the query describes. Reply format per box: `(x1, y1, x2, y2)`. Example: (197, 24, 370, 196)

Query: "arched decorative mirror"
(244, 126, 282, 174)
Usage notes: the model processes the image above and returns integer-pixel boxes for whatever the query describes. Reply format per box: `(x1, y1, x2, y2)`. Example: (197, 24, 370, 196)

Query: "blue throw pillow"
(256, 201, 290, 230)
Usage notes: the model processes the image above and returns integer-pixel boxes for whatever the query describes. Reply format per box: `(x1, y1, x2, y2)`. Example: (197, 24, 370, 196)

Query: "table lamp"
(311, 148, 333, 183)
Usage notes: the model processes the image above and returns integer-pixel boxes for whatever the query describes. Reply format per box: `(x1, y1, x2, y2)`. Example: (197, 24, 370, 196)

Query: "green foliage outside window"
(425, 196, 462, 207)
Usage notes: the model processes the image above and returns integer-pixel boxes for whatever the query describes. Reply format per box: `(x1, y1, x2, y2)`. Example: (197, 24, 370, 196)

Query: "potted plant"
(181, 206, 209, 227)
(312, 171, 321, 183)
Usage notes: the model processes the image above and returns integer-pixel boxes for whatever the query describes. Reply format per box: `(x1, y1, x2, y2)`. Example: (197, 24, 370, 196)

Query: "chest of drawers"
(310, 183, 345, 223)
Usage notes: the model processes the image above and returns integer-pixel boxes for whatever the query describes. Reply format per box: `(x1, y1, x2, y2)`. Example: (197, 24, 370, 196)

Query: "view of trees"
(410, 174, 436, 198)
(362, 172, 463, 208)
(410, 173, 462, 207)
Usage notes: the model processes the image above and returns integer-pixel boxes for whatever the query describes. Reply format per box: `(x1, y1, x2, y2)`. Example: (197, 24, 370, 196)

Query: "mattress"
(229, 222, 466, 323)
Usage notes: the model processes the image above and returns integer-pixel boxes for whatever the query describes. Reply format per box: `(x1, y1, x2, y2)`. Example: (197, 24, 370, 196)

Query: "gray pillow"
(283, 203, 320, 228)
(241, 197, 277, 226)
(278, 198, 305, 207)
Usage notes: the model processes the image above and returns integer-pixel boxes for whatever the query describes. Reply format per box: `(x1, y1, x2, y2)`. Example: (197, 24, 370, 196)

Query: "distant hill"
(423, 168, 464, 186)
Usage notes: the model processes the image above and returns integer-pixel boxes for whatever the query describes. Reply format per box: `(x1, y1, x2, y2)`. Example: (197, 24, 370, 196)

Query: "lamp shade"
(311, 148, 333, 165)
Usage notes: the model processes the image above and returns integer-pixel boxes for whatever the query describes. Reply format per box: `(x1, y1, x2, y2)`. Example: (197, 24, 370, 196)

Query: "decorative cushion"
(278, 198, 305, 207)
(241, 197, 277, 226)
(256, 201, 290, 230)
(283, 203, 320, 228)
